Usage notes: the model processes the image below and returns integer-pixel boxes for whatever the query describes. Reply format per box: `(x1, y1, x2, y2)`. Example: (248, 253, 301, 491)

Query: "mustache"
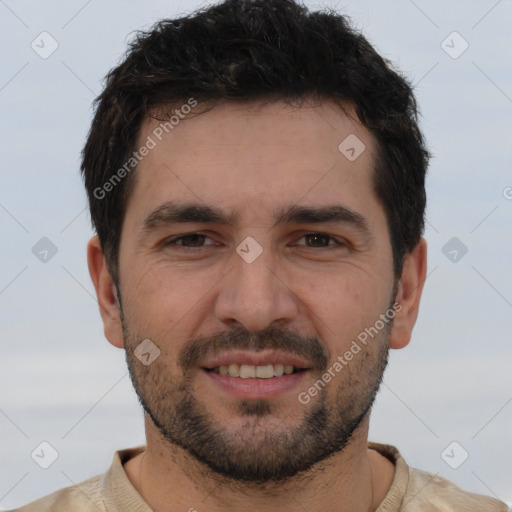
(178, 326, 329, 372)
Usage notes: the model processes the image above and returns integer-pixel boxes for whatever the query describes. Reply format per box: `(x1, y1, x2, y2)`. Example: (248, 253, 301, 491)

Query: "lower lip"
(202, 369, 309, 399)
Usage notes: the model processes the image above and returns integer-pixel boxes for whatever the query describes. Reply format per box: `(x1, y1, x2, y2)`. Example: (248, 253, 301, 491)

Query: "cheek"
(292, 264, 382, 313)
(122, 262, 222, 340)
(291, 266, 391, 348)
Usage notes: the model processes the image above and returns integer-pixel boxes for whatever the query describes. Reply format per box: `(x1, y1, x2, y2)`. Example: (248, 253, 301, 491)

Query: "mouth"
(204, 363, 307, 379)
(199, 351, 312, 399)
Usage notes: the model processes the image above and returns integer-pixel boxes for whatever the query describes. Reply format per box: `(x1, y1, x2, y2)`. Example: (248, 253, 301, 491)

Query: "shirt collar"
(101, 442, 407, 512)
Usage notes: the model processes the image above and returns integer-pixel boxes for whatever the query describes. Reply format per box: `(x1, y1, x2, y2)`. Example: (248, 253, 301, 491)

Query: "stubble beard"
(121, 304, 391, 484)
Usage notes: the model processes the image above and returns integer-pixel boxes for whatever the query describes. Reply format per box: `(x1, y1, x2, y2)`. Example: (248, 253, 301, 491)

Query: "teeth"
(228, 364, 240, 377)
(213, 363, 301, 379)
(239, 364, 256, 378)
(273, 363, 284, 377)
(256, 365, 274, 378)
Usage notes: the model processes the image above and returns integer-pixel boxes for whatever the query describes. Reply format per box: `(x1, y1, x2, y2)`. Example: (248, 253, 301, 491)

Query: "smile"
(207, 363, 305, 379)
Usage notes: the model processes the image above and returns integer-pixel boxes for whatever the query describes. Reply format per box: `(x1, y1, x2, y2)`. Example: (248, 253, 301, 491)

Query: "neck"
(124, 416, 394, 512)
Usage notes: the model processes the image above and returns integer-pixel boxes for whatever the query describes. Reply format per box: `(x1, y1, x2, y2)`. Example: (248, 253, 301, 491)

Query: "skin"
(88, 100, 427, 512)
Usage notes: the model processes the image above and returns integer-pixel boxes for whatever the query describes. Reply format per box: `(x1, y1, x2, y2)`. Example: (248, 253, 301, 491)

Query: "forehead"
(126, 100, 380, 225)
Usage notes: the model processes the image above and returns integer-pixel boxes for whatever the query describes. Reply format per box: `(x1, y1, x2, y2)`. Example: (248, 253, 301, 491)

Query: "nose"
(213, 241, 299, 332)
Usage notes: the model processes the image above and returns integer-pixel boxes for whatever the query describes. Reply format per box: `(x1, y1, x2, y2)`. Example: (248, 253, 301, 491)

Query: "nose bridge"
(235, 237, 276, 294)
(214, 236, 297, 331)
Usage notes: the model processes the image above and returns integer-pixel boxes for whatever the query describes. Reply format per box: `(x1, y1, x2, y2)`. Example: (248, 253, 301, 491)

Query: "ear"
(389, 237, 427, 350)
(87, 236, 125, 349)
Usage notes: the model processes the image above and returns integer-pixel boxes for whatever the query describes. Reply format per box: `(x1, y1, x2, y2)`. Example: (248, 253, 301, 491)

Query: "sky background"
(1, 0, 511, 509)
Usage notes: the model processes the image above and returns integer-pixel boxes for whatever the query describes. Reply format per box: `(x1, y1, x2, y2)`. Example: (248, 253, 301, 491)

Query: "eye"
(162, 232, 346, 251)
(164, 233, 216, 248)
(295, 233, 345, 248)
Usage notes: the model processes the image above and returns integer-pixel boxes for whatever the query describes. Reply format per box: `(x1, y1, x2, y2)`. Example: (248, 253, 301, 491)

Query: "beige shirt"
(11, 442, 509, 511)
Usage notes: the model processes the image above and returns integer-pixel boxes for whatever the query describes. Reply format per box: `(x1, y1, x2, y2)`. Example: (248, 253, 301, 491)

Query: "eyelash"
(163, 232, 347, 250)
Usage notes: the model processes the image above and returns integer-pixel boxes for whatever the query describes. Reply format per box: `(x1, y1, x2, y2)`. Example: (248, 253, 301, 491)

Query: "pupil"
(306, 234, 328, 247)
(184, 234, 205, 246)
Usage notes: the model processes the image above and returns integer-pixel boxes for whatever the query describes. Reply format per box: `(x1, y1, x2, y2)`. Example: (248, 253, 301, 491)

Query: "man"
(14, 0, 508, 510)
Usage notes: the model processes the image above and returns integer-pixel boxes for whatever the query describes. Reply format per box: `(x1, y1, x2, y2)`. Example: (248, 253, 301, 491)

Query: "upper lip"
(201, 350, 312, 370)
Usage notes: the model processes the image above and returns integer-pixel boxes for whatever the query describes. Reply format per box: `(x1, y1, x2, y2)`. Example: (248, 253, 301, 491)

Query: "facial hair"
(121, 300, 392, 484)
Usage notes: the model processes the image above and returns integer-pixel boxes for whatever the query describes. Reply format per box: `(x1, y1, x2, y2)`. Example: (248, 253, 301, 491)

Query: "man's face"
(117, 101, 396, 482)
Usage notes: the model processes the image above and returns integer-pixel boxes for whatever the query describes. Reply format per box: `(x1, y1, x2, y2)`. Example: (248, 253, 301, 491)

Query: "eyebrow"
(141, 201, 372, 237)
(272, 204, 371, 236)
